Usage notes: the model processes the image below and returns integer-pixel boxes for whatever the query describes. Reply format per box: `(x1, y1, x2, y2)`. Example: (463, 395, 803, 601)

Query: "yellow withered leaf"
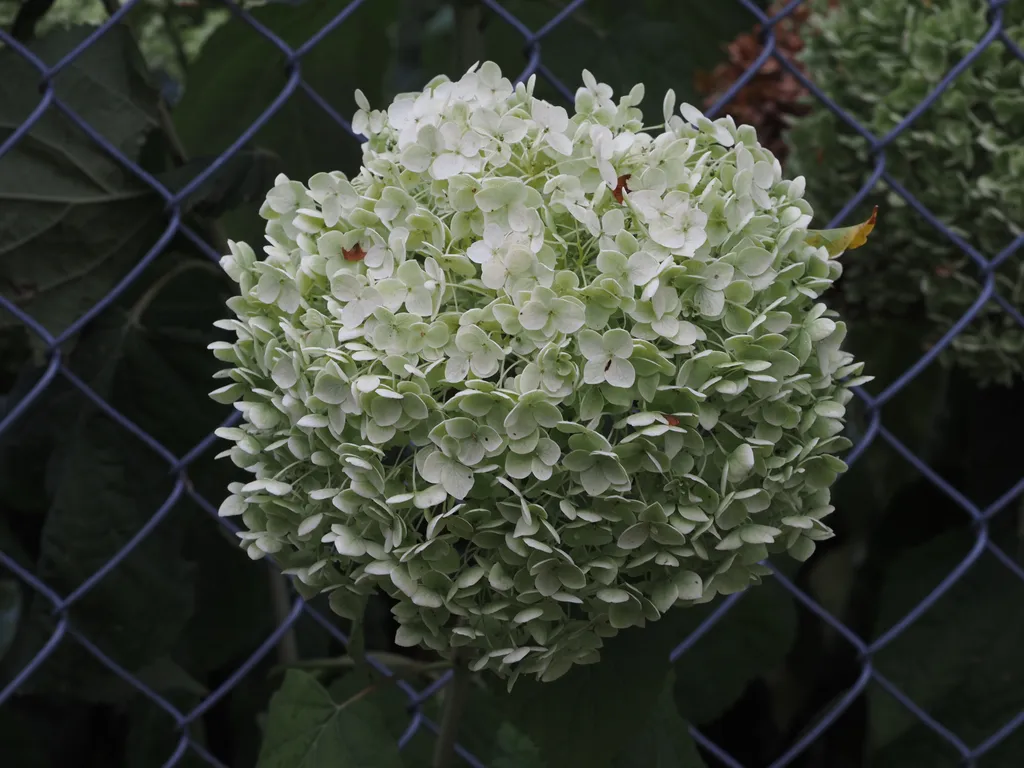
(804, 206, 878, 256)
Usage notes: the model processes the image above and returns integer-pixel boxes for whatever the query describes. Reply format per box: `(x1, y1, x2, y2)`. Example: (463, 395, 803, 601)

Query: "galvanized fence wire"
(0, 0, 1022, 765)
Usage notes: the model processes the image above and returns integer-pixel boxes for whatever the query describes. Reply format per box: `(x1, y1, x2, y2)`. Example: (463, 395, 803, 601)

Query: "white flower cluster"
(211, 62, 866, 684)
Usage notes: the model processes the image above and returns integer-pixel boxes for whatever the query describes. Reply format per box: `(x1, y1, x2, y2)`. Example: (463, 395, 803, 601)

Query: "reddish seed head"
(612, 174, 631, 204)
(344, 245, 366, 262)
(665, 415, 680, 427)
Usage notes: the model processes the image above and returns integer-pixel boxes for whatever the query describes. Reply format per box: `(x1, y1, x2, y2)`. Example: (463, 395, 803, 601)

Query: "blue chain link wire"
(0, 0, 1021, 765)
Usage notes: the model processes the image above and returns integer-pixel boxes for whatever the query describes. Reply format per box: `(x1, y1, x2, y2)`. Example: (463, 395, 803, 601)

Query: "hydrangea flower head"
(211, 62, 867, 684)
(788, 0, 1024, 386)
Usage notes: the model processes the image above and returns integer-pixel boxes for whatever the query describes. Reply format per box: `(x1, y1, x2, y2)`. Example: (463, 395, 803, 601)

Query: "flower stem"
(268, 570, 299, 666)
(431, 649, 473, 768)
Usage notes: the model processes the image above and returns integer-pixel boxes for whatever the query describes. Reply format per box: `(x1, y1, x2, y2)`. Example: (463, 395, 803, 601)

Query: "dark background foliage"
(0, 1, 1021, 767)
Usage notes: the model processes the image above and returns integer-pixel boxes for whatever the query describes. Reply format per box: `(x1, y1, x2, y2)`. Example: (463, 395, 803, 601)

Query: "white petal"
(673, 321, 700, 346)
(695, 287, 725, 318)
(546, 132, 573, 156)
(431, 152, 465, 180)
(401, 144, 432, 173)
(405, 287, 435, 317)
(341, 303, 368, 328)
(577, 329, 604, 358)
(605, 358, 636, 388)
(470, 352, 501, 378)
(598, 160, 618, 189)
(481, 261, 507, 290)
(679, 102, 704, 125)
(445, 354, 471, 383)
(626, 252, 660, 286)
(554, 303, 585, 334)
(519, 301, 550, 331)
(467, 241, 493, 265)
(650, 221, 689, 249)
(376, 278, 407, 311)
(583, 358, 607, 385)
(440, 461, 474, 499)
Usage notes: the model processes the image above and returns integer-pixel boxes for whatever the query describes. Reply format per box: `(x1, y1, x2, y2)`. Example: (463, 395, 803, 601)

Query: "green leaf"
(835, 318, 951, 522)
(430, 674, 542, 768)
(172, 0, 396, 207)
(172, 0, 399, 250)
(491, 721, 546, 768)
(868, 529, 1024, 763)
(177, 516, 274, 674)
(0, 254, 231, 699)
(257, 669, 404, 768)
(124, 686, 209, 768)
(134, 656, 209, 699)
(804, 207, 878, 256)
(613, 671, 707, 768)
(0, 365, 61, 518)
(329, 668, 437, 765)
(106, 256, 231, 453)
(157, 148, 282, 220)
(117, 258, 269, 672)
(476, 0, 758, 112)
(0, 25, 165, 339)
(673, 580, 797, 724)
(6, 413, 195, 702)
(497, 603, 710, 768)
(495, 582, 795, 767)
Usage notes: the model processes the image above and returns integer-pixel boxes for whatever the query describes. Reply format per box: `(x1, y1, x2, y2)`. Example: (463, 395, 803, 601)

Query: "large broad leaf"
(257, 669, 405, 768)
(172, 0, 398, 251)
(100, 256, 276, 677)
(497, 581, 794, 767)
(3, 412, 195, 701)
(0, 247, 250, 722)
(833, 313, 952, 535)
(173, 0, 395, 181)
(491, 722, 547, 768)
(497, 629, 678, 768)
(0, 25, 166, 338)
(869, 529, 1024, 766)
(614, 672, 707, 767)
(176, 516, 274, 674)
(435, 673, 545, 768)
(328, 669, 439, 765)
(157, 148, 283, 221)
(476, 0, 757, 112)
(123, 682, 209, 768)
(673, 580, 797, 725)
(496, 595, 738, 768)
(0, 253, 228, 700)
(102, 255, 231, 453)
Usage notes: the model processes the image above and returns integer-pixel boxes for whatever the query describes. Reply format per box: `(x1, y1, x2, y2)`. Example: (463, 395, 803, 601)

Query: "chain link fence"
(0, 0, 1021, 766)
